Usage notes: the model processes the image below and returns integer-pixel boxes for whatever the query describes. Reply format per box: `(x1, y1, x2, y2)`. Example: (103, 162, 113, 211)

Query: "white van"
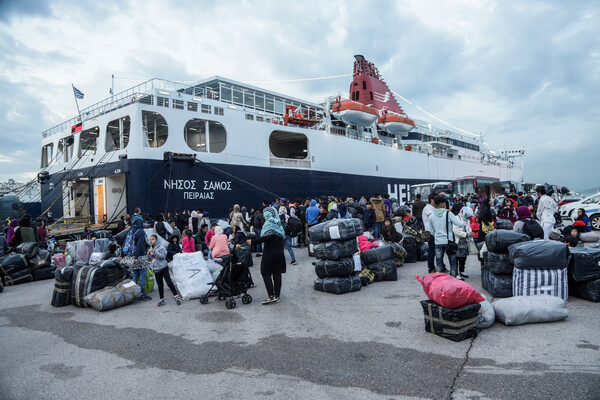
(559, 192, 600, 230)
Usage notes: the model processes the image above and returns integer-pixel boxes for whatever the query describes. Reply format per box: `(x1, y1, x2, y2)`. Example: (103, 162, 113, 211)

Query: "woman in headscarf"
(574, 208, 592, 233)
(500, 197, 515, 223)
(188, 211, 200, 235)
(230, 204, 247, 232)
(6, 219, 18, 244)
(247, 206, 286, 304)
(278, 205, 297, 265)
(476, 197, 495, 243)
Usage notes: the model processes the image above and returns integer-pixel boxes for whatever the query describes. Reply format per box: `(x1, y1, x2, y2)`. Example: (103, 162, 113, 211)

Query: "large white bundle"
(144, 228, 169, 248)
(171, 252, 211, 300)
(493, 295, 568, 326)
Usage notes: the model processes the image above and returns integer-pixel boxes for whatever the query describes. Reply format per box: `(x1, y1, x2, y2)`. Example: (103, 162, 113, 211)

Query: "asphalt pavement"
(1, 247, 599, 400)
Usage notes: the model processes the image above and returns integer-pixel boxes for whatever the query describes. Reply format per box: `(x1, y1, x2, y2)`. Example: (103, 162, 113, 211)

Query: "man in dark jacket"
(252, 209, 265, 254)
(363, 202, 376, 233)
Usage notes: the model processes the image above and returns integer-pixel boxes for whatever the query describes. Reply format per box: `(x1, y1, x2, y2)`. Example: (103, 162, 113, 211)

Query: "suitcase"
(420, 300, 480, 342)
(513, 267, 568, 301)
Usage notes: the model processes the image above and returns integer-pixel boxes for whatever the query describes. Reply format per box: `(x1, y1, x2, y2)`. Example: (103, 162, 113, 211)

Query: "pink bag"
(416, 273, 484, 309)
(51, 254, 66, 268)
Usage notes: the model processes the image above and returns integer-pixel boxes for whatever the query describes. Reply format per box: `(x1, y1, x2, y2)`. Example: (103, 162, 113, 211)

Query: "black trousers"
(262, 273, 282, 297)
(457, 256, 467, 273)
(155, 268, 177, 299)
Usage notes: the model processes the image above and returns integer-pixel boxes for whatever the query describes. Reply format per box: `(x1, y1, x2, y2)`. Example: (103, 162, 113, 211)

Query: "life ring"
(131, 96, 136, 104)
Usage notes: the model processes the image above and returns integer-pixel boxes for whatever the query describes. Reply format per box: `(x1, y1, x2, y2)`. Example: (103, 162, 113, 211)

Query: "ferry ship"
(38, 55, 523, 222)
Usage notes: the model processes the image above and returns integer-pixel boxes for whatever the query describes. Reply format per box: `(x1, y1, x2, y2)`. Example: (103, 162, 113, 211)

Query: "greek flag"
(73, 86, 84, 99)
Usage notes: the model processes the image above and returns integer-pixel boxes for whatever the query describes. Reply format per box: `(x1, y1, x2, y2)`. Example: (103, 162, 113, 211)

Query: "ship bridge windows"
(269, 131, 308, 159)
(183, 118, 227, 153)
(79, 126, 99, 157)
(58, 135, 74, 162)
(106, 116, 131, 151)
(40, 143, 54, 168)
(142, 111, 168, 148)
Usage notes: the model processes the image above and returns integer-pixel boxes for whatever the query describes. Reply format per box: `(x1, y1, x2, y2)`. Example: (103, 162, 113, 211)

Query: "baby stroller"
(200, 254, 254, 309)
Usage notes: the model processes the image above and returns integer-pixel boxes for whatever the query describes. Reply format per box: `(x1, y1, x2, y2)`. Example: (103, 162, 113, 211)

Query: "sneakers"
(256, 253, 262, 258)
(455, 275, 465, 281)
(262, 296, 277, 305)
(460, 273, 469, 279)
(140, 293, 152, 301)
(157, 299, 166, 307)
(175, 295, 182, 305)
(290, 261, 298, 266)
(442, 269, 451, 274)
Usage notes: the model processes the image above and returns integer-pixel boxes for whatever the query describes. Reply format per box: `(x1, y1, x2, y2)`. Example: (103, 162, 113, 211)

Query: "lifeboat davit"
(378, 111, 416, 135)
(284, 105, 318, 127)
(331, 100, 379, 126)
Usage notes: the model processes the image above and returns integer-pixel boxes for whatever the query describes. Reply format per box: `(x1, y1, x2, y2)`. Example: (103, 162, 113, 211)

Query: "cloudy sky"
(1, 0, 598, 191)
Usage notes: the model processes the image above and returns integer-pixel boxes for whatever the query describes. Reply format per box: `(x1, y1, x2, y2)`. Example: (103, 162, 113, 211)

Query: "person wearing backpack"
(514, 206, 544, 239)
(154, 213, 169, 240)
(120, 225, 152, 300)
(429, 196, 467, 279)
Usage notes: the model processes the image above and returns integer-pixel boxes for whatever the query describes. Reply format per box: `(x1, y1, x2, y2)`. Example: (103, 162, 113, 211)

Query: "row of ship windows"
(404, 132, 480, 151)
(155, 96, 225, 116)
(40, 111, 228, 167)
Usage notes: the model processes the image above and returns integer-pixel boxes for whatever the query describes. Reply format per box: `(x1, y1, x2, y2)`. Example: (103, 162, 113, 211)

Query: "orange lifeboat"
(283, 105, 318, 127)
(378, 111, 416, 135)
(331, 100, 379, 126)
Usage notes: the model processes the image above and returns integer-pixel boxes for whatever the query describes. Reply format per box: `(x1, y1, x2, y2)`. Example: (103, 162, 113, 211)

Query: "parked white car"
(559, 192, 600, 230)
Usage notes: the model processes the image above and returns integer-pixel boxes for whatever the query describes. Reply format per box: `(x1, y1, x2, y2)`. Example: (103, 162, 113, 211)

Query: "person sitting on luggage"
(102, 242, 119, 260)
(363, 201, 376, 233)
(381, 218, 402, 242)
(209, 226, 230, 259)
(574, 208, 592, 233)
(194, 224, 209, 252)
(181, 229, 195, 253)
(148, 234, 181, 307)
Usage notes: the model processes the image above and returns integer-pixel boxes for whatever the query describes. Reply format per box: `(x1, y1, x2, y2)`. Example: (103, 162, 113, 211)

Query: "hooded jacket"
(358, 235, 379, 251)
(166, 234, 182, 262)
(306, 200, 320, 226)
(148, 241, 168, 272)
(370, 197, 385, 222)
(430, 208, 466, 245)
(536, 194, 558, 224)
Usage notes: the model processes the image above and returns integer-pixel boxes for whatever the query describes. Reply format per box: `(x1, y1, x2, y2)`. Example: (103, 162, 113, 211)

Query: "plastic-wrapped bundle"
(478, 295, 495, 329)
(93, 238, 111, 254)
(485, 230, 530, 253)
(71, 265, 109, 307)
(16, 242, 39, 258)
(313, 239, 358, 260)
(51, 267, 74, 307)
(509, 240, 570, 270)
(569, 278, 600, 302)
(99, 258, 125, 286)
(360, 246, 395, 265)
(315, 257, 355, 278)
(365, 259, 398, 281)
(568, 247, 600, 282)
(481, 268, 513, 298)
(28, 249, 51, 271)
(0, 253, 29, 275)
(580, 232, 600, 243)
(402, 235, 418, 263)
(359, 269, 375, 285)
(0, 235, 6, 257)
(89, 252, 104, 267)
(4, 268, 33, 285)
(33, 266, 56, 281)
(493, 295, 568, 326)
(314, 274, 361, 294)
(495, 219, 513, 230)
(420, 300, 480, 342)
(171, 252, 212, 300)
(513, 267, 568, 301)
(308, 218, 363, 243)
(66, 240, 95, 264)
(84, 279, 141, 311)
(486, 252, 513, 274)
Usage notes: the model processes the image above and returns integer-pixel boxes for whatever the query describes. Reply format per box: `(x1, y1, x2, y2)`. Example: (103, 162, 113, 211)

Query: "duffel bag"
(568, 247, 600, 282)
(402, 235, 418, 263)
(16, 242, 39, 258)
(314, 274, 361, 294)
(486, 252, 513, 274)
(509, 240, 570, 270)
(420, 300, 480, 342)
(84, 279, 141, 311)
(315, 257, 355, 278)
(72, 265, 109, 307)
(485, 230, 530, 253)
(29, 249, 51, 271)
(481, 269, 513, 298)
(569, 278, 600, 302)
(308, 218, 363, 243)
(512, 267, 568, 301)
(493, 295, 568, 326)
(5, 268, 33, 285)
(313, 239, 358, 260)
(417, 272, 484, 309)
(366, 259, 398, 281)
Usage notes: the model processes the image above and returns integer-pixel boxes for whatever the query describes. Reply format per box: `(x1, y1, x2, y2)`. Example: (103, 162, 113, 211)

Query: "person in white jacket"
(535, 186, 558, 240)
(429, 196, 466, 278)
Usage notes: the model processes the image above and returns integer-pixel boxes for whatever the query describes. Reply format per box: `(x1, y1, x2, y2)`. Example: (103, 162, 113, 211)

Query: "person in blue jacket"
(306, 199, 320, 227)
(575, 208, 592, 233)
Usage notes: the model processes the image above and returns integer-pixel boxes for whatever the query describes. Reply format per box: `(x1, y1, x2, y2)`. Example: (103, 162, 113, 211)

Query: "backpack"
(522, 218, 544, 240)
(155, 221, 167, 238)
(287, 216, 303, 237)
(122, 230, 137, 256)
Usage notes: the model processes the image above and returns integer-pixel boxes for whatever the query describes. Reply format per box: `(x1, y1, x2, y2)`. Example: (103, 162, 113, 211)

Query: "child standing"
(148, 235, 181, 306)
(182, 229, 195, 253)
(363, 201, 376, 234)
